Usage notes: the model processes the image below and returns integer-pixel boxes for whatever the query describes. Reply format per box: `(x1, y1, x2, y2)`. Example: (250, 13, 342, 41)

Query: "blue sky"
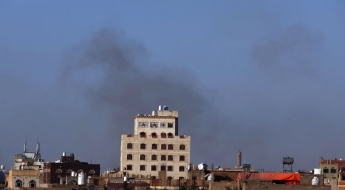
(1, 1, 345, 172)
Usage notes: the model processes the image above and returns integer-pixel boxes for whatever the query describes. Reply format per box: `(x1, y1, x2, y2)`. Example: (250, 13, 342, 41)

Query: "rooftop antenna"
(24, 141, 27, 152)
(36, 140, 40, 153)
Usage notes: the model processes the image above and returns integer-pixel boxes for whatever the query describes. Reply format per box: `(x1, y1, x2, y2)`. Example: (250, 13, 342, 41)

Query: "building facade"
(42, 152, 100, 184)
(7, 143, 44, 189)
(120, 106, 191, 180)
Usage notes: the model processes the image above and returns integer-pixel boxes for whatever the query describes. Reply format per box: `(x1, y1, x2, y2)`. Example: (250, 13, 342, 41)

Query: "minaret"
(237, 151, 242, 168)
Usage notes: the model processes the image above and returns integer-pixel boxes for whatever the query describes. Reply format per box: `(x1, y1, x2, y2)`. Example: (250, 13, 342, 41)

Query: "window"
(56, 169, 62, 178)
(180, 145, 185, 150)
(138, 122, 148, 128)
(179, 177, 185, 180)
(179, 155, 185, 161)
(168, 123, 173, 128)
(152, 144, 157, 149)
(126, 165, 132, 170)
(140, 132, 146, 137)
(140, 165, 146, 171)
(152, 155, 157, 161)
(168, 166, 173, 171)
(29, 180, 36, 188)
(168, 144, 173, 150)
(331, 167, 336, 173)
(150, 122, 158, 128)
(168, 155, 173, 161)
(140, 154, 146, 160)
(89, 170, 95, 176)
(140, 143, 146, 149)
(160, 123, 166, 128)
(66, 169, 72, 176)
(168, 133, 173, 138)
(152, 133, 157, 138)
(127, 154, 132, 160)
(323, 167, 329, 173)
(179, 166, 185, 172)
(127, 143, 133, 149)
(161, 144, 166, 150)
(161, 133, 166, 138)
(161, 155, 166, 161)
(15, 180, 22, 187)
(151, 165, 157, 171)
(161, 165, 166, 171)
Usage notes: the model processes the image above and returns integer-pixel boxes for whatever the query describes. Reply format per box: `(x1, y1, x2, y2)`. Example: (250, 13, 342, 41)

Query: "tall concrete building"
(120, 105, 191, 180)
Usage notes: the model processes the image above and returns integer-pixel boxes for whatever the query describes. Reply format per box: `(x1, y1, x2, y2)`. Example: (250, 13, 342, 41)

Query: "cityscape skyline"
(1, 1, 345, 172)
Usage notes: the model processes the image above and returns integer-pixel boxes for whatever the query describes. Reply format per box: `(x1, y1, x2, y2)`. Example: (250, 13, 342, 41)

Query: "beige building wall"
(120, 107, 191, 180)
(8, 169, 40, 189)
(320, 164, 338, 185)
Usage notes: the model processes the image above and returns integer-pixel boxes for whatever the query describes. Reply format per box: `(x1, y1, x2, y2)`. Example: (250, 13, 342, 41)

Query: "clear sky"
(1, 1, 345, 172)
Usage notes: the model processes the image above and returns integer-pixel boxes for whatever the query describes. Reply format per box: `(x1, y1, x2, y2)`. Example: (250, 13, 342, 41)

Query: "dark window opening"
(127, 154, 132, 160)
(179, 155, 185, 161)
(127, 165, 132, 170)
(168, 155, 173, 161)
(168, 123, 173, 128)
(140, 154, 146, 160)
(161, 144, 166, 150)
(15, 180, 22, 187)
(323, 168, 329, 173)
(151, 165, 157, 171)
(168, 144, 173, 150)
(127, 143, 133, 149)
(140, 132, 146, 137)
(331, 168, 336, 173)
(180, 145, 185, 150)
(152, 144, 157, 149)
(179, 166, 185, 172)
(152, 133, 157, 138)
(161, 155, 166, 161)
(161, 165, 166, 171)
(140, 165, 145, 171)
(168, 166, 173, 171)
(161, 133, 166, 138)
(151, 155, 157, 160)
(29, 180, 36, 188)
(140, 143, 146, 149)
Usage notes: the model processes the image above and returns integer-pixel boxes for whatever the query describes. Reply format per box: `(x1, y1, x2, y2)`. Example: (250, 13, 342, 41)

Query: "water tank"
(314, 168, 321, 175)
(152, 111, 156, 116)
(312, 176, 319, 185)
(78, 172, 85, 185)
(163, 105, 168, 110)
(283, 156, 294, 164)
(71, 171, 76, 177)
(124, 176, 128, 182)
(198, 163, 207, 171)
(158, 105, 162, 110)
(63, 152, 66, 156)
(0, 165, 4, 170)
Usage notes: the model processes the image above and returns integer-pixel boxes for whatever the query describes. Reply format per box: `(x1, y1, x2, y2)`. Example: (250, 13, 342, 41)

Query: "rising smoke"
(62, 28, 228, 168)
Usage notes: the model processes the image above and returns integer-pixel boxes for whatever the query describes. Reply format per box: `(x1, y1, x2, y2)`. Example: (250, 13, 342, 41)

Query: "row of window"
(127, 154, 185, 161)
(127, 143, 186, 150)
(15, 180, 36, 187)
(138, 122, 174, 128)
(125, 165, 185, 172)
(323, 167, 336, 173)
(139, 132, 175, 138)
